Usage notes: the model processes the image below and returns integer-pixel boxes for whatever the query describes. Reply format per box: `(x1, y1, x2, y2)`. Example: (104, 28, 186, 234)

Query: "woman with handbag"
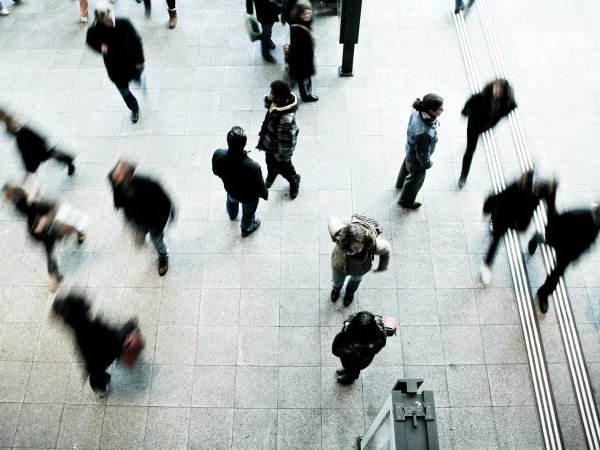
(287, 2, 318, 102)
(332, 311, 387, 384)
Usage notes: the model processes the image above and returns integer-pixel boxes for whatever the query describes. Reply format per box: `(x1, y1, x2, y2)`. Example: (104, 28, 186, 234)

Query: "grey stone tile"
(154, 325, 197, 365)
(401, 326, 444, 366)
(198, 288, 240, 326)
(144, 407, 190, 450)
(2, 286, 50, 322)
(101, 406, 147, 449)
(357, 288, 399, 318)
(474, 288, 519, 325)
(57, 404, 104, 449)
(202, 253, 242, 288)
(432, 254, 474, 288)
(318, 191, 353, 221)
(242, 220, 282, 254)
(403, 365, 449, 408)
(394, 254, 434, 288)
(188, 407, 234, 450)
(232, 408, 278, 450)
(238, 326, 279, 366)
(277, 408, 322, 449)
(390, 220, 431, 255)
(281, 220, 320, 254)
(196, 326, 238, 366)
(446, 364, 492, 407)
(280, 288, 320, 327)
(362, 365, 405, 410)
(25, 361, 71, 403)
(163, 253, 204, 289)
(121, 287, 161, 325)
(106, 363, 152, 406)
(435, 407, 455, 450)
(321, 408, 364, 450)
(494, 406, 543, 449)
(278, 366, 321, 408)
(158, 288, 201, 326)
(487, 364, 535, 407)
(547, 363, 578, 406)
(239, 288, 280, 327)
(235, 366, 278, 408)
(428, 221, 468, 254)
(481, 324, 528, 364)
(397, 288, 440, 325)
(0, 322, 40, 361)
(148, 364, 193, 407)
(65, 362, 106, 406)
(436, 288, 479, 325)
(450, 407, 499, 449)
(241, 253, 281, 288)
(281, 253, 320, 288)
(578, 322, 600, 363)
(321, 366, 364, 409)
(278, 327, 321, 367)
(442, 325, 485, 365)
(191, 365, 236, 407)
(14, 403, 63, 448)
(0, 402, 21, 448)
(556, 404, 587, 450)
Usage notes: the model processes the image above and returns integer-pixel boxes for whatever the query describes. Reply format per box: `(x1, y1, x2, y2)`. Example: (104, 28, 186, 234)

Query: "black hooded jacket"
(462, 84, 517, 133)
(545, 209, 599, 261)
(288, 21, 315, 81)
(14, 126, 54, 173)
(212, 148, 269, 203)
(332, 317, 387, 370)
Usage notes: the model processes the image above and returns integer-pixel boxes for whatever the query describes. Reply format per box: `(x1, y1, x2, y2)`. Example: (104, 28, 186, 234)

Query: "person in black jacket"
(529, 203, 600, 313)
(52, 293, 141, 398)
(212, 126, 268, 237)
(0, 109, 75, 176)
(86, 5, 145, 123)
(247, 0, 281, 62)
(3, 185, 87, 292)
(108, 160, 173, 276)
(288, 2, 318, 102)
(480, 169, 557, 285)
(332, 311, 387, 384)
(458, 79, 516, 189)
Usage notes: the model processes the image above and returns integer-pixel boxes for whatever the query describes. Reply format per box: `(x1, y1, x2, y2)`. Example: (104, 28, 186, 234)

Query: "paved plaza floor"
(0, 0, 599, 448)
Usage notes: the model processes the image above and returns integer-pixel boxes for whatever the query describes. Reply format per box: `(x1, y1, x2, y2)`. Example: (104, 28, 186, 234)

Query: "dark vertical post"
(338, 0, 363, 77)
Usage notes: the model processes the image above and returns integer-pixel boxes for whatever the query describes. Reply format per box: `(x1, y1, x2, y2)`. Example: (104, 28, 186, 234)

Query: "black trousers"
(484, 225, 508, 267)
(142, 0, 176, 11)
(397, 157, 427, 205)
(298, 77, 313, 99)
(265, 153, 300, 185)
(461, 124, 481, 179)
(340, 356, 374, 382)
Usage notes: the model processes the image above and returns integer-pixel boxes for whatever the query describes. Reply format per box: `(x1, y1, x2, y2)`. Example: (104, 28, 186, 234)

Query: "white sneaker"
(480, 264, 492, 286)
(80, 16, 88, 23)
(0, 8, 9, 15)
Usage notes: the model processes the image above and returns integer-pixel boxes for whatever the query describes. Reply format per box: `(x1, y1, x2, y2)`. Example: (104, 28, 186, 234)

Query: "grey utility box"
(359, 379, 439, 450)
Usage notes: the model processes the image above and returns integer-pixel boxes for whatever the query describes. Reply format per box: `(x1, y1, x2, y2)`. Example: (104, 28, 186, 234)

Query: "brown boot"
(168, 8, 177, 29)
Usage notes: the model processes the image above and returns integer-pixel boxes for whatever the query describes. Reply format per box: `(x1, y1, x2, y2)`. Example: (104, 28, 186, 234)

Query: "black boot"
(331, 287, 341, 302)
(336, 367, 346, 375)
(537, 290, 549, 314)
(528, 233, 542, 255)
(343, 294, 354, 307)
(158, 255, 169, 276)
(336, 374, 355, 384)
(289, 175, 301, 200)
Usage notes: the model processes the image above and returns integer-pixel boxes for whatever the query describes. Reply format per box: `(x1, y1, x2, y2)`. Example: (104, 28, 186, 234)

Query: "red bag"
(381, 316, 398, 336)
(121, 330, 145, 369)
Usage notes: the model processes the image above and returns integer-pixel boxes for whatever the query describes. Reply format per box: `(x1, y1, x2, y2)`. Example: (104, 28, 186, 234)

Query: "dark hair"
(270, 80, 292, 105)
(52, 293, 91, 327)
(227, 126, 247, 151)
(412, 93, 444, 113)
(345, 311, 383, 344)
(337, 223, 374, 253)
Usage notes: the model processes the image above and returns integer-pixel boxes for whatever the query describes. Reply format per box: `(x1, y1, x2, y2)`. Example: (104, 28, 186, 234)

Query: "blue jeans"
(455, 0, 475, 11)
(226, 194, 259, 235)
(332, 266, 363, 297)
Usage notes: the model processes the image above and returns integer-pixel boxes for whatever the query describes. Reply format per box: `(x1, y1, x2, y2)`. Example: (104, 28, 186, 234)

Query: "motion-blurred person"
(52, 293, 144, 398)
(458, 78, 516, 188)
(129, 0, 178, 29)
(247, 0, 280, 62)
(0, 109, 76, 177)
(332, 311, 387, 384)
(0, 1, 8, 16)
(79, 0, 88, 22)
(108, 160, 173, 276)
(257, 80, 301, 199)
(86, 4, 146, 123)
(529, 203, 600, 313)
(455, 0, 475, 14)
(481, 169, 557, 285)
(212, 126, 268, 237)
(3, 185, 87, 292)
(328, 215, 390, 306)
(396, 94, 444, 209)
(288, 2, 318, 102)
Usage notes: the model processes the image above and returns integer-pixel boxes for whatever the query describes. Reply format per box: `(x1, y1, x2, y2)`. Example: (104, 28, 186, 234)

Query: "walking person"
(458, 78, 516, 188)
(396, 94, 444, 209)
(108, 160, 174, 276)
(332, 311, 387, 384)
(0, 109, 76, 177)
(288, 2, 318, 102)
(328, 215, 390, 306)
(0, 1, 9, 16)
(247, 0, 280, 62)
(454, 0, 475, 14)
(212, 126, 268, 237)
(86, 5, 146, 123)
(529, 203, 600, 313)
(257, 80, 301, 199)
(480, 169, 557, 285)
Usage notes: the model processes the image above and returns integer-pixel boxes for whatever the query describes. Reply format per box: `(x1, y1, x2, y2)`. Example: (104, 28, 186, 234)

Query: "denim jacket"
(404, 110, 438, 168)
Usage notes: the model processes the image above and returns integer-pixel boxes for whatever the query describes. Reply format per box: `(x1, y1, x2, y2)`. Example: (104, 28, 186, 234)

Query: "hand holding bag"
(245, 13, 262, 42)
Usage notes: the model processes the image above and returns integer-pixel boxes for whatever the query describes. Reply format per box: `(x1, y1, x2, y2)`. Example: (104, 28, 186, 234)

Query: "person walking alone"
(257, 80, 301, 199)
(458, 78, 516, 188)
(86, 5, 146, 123)
(288, 2, 318, 102)
(212, 126, 268, 237)
(396, 94, 444, 209)
(247, 0, 281, 62)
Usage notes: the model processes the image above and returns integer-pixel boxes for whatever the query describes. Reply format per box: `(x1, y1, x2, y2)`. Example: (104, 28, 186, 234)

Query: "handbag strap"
(290, 24, 311, 34)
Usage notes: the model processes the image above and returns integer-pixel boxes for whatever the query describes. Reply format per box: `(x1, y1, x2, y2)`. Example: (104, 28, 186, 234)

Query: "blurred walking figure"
(529, 203, 600, 313)
(480, 169, 557, 285)
(458, 79, 516, 188)
(3, 185, 87, 292)
(127, 0, 178, 28)
(52, 293, 144, 398)
(396, 94, 444, 209)
(0, 1, 9, 16)
(0, 109, 76, 177)
(109, 160, 173, 276)
(247, 0, 281, 62)
(86, 4, 146, 123)
(332, 311, 387, 384)
(257, 80, 301, 199)
(328, 215, 390, 306)
(288, 1, 318, 102)
(213, 127, 268, 237)
(454, 0, 475, 14)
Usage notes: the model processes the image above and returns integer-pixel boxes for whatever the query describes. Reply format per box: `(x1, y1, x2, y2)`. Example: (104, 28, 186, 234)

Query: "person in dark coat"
(3, 185, 87, 292)
(108, 160, 173, 276)
(257, 80, 301, 199)
(212, 126, 269, 237)
(528, 203, 600, 313)
(458, 79, 516, 188)
(332, 311, 387, 384)
(0, 109, 75, 176)
(86, 5, 145, 123)
(480, 169, 557, 285)
(247, 0, 281, 62)
(52, 293, 142, 398)
(288, 2, 318, 102)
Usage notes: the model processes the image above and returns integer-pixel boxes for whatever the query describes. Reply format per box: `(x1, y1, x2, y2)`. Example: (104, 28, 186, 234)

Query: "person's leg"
(528, 232, 545, 255)
(44, 239, 62, 292)
(240, 199, 259, 235)
(226, 194, 239, 220)
(150, 231, 169, 275)
(337, 360, 360, 384)
(89, 369, 111, 397)
(459, 124, 480, 187)
(398, 159, 427, 207)
(298, 78, 309, 99)
(396, 157, 408, 189)
(265, 152, 278, 187)
(115, 83, 139, 112)
(484, 229, 504, 267)
(79, 0, 88, 20)
(166, 0, 177, 28)
(454, 0, 465, 12)
(48, 148, 75, 175)
(537, 255, 568, 313)
(331, 265, 346, 302)
(342, 274, 362, 306)
(143, 0, 151, 16)
(166, 0, 176, 8)
(277, 159, 301, 199)
(260, 23, 275, 61)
